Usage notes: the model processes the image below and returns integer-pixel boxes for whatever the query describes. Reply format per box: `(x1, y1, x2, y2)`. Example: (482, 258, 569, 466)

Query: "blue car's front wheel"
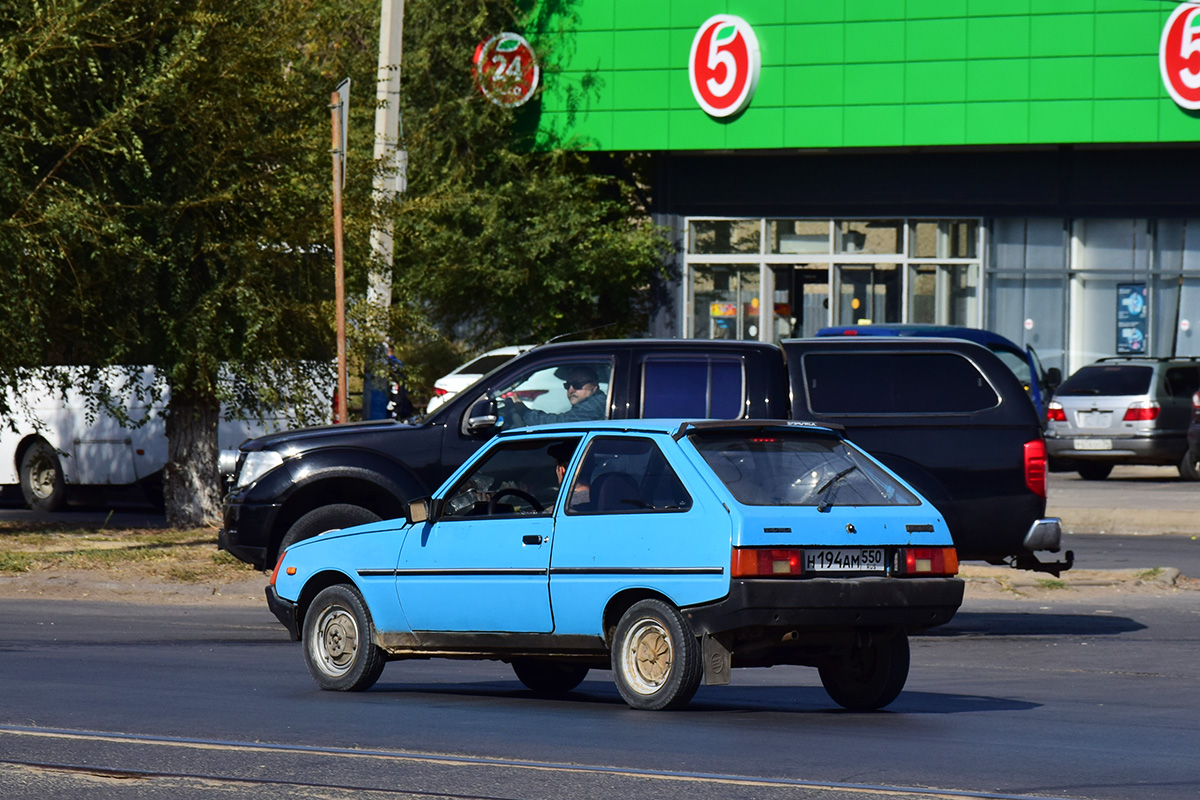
(303, 584, 387, 691)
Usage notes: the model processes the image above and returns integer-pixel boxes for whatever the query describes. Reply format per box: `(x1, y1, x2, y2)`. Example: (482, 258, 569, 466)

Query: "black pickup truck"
(219, 337, 1069, 575)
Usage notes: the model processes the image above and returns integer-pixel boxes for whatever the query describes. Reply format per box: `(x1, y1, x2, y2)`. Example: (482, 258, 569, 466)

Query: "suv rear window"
(642, 357, 744, 419)
(801, 352, 1000, 414)
(689, 431, 920, 507)
(1056, 365, 1153, 396)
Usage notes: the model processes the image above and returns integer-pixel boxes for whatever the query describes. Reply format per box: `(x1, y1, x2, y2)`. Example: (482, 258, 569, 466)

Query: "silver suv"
(1046, 357, 1200, 480)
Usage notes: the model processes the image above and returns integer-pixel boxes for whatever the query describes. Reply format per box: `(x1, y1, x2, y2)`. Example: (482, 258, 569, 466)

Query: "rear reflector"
(902, 547, 959, 577)
(732, 548, 805, 577)
(1024, 439, 1047, 498)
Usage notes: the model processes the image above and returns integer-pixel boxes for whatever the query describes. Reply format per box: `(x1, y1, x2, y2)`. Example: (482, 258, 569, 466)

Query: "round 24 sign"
(474, 33, 539, 108)
(1160, 3, 1200, 109)
(689, 15, 761, 118)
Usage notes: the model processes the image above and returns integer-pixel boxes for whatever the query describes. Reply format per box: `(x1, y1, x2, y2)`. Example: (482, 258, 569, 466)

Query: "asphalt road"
(1, 588, 1198, 800)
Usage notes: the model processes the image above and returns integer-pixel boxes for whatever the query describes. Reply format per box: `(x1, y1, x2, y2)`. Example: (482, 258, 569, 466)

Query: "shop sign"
(473, 33, 539, 108)
(688, 15, 761, 118)
(1159, 4, 1200, 110)
(1117, 283, 1148, 354)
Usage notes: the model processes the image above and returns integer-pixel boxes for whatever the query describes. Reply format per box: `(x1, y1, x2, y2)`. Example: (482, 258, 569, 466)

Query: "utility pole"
(368, 0, 406, 311)
(331, 83, 349, 425)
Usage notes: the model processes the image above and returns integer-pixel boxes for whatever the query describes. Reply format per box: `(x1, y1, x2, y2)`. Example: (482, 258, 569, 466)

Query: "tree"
(387, 0, 671, 385)
(0, 0, 381, 525)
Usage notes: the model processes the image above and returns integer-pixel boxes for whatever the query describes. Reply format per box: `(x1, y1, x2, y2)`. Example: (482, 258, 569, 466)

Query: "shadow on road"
(929, 611, 1147, 637)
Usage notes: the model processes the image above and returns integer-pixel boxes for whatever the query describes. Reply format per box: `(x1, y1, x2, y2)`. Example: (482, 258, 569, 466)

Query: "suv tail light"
(1024, 439, 1047, 498)
(732, 548, 804, 577)
(1046, 400, 1066, 422)
(1122, 401, 1160, 421)
(900, 547, 958, 577)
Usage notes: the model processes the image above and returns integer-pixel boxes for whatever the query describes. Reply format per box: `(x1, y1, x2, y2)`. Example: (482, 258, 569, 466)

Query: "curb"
(960, 565, 1183, 591)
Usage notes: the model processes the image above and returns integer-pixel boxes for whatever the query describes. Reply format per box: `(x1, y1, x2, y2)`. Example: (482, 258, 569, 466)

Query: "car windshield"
(1056, 365, 1153, 396)
(688, 431, 920, 508)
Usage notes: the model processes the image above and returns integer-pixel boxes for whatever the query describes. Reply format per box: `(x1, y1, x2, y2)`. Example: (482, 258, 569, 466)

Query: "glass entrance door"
(835, 264, 901, 325)
(771, 266, 829, 340)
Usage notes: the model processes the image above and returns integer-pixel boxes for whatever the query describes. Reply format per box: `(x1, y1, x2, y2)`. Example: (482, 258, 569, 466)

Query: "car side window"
(566, 436, 692, 515)
(641, 357, 745, 419)
(443, 437, 582, 519)
(1164, 367, 1200, 398)
(489, 360, 613, 430)
(803, 352, 1000, 414)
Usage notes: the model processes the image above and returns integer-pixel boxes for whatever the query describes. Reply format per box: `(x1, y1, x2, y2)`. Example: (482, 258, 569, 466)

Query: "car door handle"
(522, 534, 544, 545)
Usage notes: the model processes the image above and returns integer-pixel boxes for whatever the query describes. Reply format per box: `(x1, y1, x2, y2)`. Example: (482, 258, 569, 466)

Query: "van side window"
(566, 437, 692, 515)
(642, 357, 744, 419)
(803, 352, 1000, 414)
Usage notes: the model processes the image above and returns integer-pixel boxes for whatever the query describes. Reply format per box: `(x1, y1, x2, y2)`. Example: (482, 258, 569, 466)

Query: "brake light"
(732, 547, 805, 577)
(902, 547, 958, 576)
(433, 387, 448, 396)
(1024, 439, 1047, 498)
(1122, 401, 1160, 421)
(1193, 391, 1200, 412)
(841, 330, 859, 335)
(1046, 401, 1066, 422)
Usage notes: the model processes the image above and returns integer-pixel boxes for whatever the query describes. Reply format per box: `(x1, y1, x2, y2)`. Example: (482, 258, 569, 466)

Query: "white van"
(1, 367, 325, 511)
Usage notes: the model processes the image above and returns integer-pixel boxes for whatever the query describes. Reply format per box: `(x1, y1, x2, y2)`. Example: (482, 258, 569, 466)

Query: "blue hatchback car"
(267, 419, 963, 711)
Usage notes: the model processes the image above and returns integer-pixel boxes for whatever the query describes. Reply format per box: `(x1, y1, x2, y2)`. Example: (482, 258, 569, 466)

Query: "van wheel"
(512, 659, 589, 694)
(278, 504, 381, 556)
(1179, 451, 1200, 482)
(1077, 463, 1113, 481)
(819, 630, 910, 711)
(611, 599, 702, 710)
(20, 441, 66, 512)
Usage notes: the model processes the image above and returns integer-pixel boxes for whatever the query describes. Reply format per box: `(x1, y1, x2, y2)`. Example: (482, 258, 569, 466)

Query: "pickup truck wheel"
(819, 630, 910, 711)
(1077, 463, 1113, 481)
(279, 504, 382, 555)
(20, 441, 66, 512)
(303, 584, 386, 691)
(512, 659, 589, 694)
(611, 599, 702, 711)
(1179, 450, 1200, 481)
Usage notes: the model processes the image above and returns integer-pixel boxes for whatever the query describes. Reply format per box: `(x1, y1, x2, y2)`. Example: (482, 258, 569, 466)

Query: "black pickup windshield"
(688, 431, 921, 508)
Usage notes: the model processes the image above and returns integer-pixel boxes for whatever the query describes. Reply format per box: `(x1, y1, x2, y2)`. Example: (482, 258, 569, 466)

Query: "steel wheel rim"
(29, 455, 57, 500)
(621, 617, 673, 695)
(313, 603, 359, 677)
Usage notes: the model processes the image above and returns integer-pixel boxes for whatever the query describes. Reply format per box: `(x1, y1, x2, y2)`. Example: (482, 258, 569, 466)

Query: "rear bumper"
(1046, 433, 1187, 465)
(683, 576, 963, 638)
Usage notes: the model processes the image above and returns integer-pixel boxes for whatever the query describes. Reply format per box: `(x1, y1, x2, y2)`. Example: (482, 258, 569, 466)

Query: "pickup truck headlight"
(234, 451, 284, 489)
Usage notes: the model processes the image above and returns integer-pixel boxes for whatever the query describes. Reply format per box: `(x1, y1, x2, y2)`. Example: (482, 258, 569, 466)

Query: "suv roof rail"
(1095, 356, 1200, 363)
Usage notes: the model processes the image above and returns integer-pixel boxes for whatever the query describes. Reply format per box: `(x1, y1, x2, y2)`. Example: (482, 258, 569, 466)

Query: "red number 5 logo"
(1160, 4, 1200, 109)
(689, 15, 761, 118)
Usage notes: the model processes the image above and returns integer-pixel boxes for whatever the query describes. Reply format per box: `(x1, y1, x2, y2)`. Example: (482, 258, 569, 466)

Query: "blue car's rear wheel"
(818, 629, 910, 711)
(611, 599, 702, 711)
(303, 584, 386, 691)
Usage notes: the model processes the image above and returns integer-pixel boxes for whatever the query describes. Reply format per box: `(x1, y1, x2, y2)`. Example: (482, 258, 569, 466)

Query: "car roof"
(816, 324, 1023, 352)
(495, 418, 844, 440)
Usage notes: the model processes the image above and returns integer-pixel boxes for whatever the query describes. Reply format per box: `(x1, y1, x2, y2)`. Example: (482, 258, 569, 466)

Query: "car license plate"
(805, 548, 886, 573)
(1074, 438, 1112, 451)
(1077, 411, 1111, 428)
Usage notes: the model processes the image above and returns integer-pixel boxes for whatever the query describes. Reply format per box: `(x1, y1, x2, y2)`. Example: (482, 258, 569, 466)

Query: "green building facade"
(522, 1, 1200, 373)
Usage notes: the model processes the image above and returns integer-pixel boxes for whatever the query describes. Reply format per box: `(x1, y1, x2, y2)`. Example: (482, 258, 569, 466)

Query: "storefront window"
(1075, 219, 1150, 271)
(908, 264, 978, 326)
(910, 220, 978, 259)
(835, 264, 900, 325)
(768, 220, 830, 254)
(691, 265, 762, 340)
(1156, 219, 1200, 272)
(836, 220, 902, 255)
(688, 220, 761, 255)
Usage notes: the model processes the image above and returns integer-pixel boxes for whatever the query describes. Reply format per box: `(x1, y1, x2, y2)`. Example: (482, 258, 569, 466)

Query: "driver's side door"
(395, 436, 580, 634)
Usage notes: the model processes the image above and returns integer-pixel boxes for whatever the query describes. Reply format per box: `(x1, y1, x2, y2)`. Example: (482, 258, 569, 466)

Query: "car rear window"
(801, 352, 1000, 414)
(689, 431, 920, 507)
(641, 357, 744, 419)
(1056, 365, 1153, 396)
(462, 354, 516, 375)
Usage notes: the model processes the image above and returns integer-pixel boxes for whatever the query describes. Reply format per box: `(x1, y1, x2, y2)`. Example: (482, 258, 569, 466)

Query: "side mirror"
(465, 397, 498, 435)
(407, 497, 439, 525)
(1046, 367, 1062, 391)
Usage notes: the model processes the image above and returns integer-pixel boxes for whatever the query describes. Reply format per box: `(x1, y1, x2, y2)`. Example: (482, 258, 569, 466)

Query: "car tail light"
(1024, 439, 1047, 498)
(901, 547, 958, 577)
(1122, 401, 1160, 421)
(269, 552, 286, 586)
(1046, 401, 1066, 422)
(433, 387, 448, 396)
(1192, 391, 1200, 412)
(732, 547, 804, 577)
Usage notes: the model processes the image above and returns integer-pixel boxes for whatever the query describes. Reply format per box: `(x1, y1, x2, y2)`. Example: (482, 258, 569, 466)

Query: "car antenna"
(541, 323, 616, 346)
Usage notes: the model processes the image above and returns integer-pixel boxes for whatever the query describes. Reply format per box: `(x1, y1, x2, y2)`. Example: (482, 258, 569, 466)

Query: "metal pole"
(368, 0, 406, 310)
(332, 90, 348, 425)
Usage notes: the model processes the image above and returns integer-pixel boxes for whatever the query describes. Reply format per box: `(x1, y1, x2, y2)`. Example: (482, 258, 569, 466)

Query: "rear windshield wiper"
(816, 465, 858, 513)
